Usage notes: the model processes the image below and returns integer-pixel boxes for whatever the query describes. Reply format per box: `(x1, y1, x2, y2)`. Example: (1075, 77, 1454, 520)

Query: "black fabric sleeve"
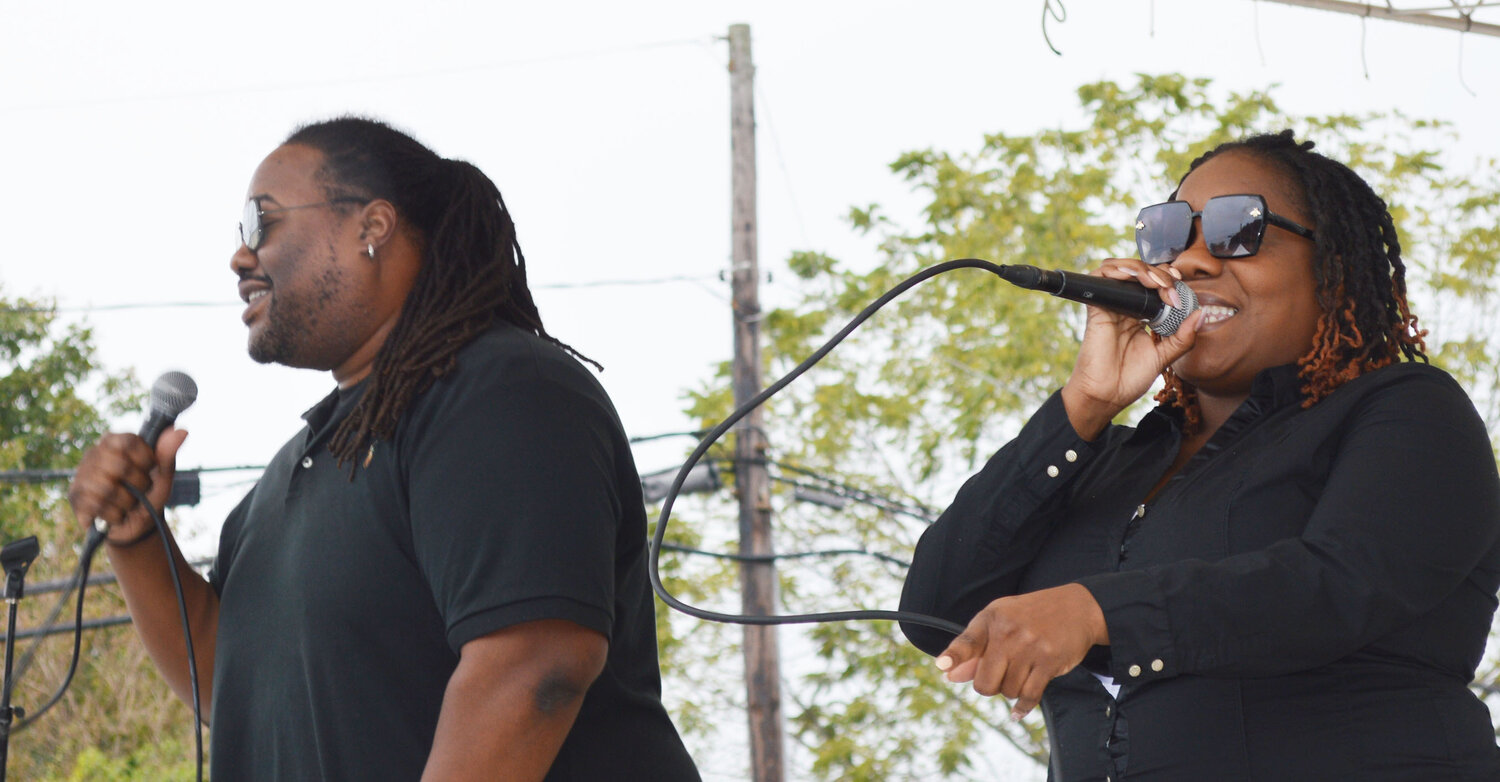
(900, 390, 1101, 655)
(403, 362, 623, 654)
(208, 486, 257, 598)
(1077, 369, 1500, 682)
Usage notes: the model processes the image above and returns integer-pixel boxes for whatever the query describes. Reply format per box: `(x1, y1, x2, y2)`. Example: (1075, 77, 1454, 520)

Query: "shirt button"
(1046, 465, 1060, 478)
(1128, 664, 1142, 678)
(1151, 658, 1164, 672)
(1105, 705, 1112, 716)
(1064, 449, 1078, 462)
(301, 456, 313, 469)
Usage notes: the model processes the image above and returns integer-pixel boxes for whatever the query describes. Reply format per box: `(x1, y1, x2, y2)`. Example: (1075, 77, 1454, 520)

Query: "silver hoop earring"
(366, 244, 376, 259)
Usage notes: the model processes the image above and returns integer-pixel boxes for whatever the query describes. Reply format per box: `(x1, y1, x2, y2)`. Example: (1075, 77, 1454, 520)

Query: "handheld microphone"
(997, 264, 1198, 336)
(139, 372, 198, 447)
(87, 372, 198, 544)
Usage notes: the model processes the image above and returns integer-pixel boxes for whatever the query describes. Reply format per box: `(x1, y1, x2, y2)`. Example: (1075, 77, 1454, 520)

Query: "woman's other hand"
(935, 583, 1109, 719)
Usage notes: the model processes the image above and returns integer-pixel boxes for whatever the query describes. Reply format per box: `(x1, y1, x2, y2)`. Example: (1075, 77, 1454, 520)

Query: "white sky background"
(1, 1, 1498, 777)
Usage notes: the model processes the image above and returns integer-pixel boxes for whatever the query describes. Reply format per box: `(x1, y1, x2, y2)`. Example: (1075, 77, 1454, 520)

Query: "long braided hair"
(282, 117, 599, 471)
(1154, 130, 1428, 434)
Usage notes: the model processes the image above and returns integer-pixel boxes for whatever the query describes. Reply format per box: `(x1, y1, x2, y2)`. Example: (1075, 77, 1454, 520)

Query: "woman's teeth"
(1200, 304, 1237, 324)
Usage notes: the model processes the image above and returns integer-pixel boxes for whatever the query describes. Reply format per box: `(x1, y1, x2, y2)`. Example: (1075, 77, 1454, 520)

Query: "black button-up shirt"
(902, 362, 1500, 780)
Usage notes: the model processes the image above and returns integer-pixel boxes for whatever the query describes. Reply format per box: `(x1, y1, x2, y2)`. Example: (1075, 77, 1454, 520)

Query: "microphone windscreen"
(1147, 282, 1198, 337)
(149, 372, 199, 421)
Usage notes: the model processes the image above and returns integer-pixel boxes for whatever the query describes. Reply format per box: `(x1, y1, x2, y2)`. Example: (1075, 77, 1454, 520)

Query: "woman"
(899, 131, 1500, 780)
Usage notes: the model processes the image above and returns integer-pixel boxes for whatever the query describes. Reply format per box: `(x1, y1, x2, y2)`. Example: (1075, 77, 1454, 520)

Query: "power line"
(0, 274, 724, 315)
(753, 81, 811, 250)
(2, 455, 937, 524)
(628, 431, 707, 445)
(0, 37, 718, 114)
(534, 274, 720, 290)
(25, 559, 213, 597)
(0, 466, 261, 484)
(763, 460, 937, 523)
(660, 542, 909, 569)
(2, 542, 909, 643)
(6, 615, 133, 642)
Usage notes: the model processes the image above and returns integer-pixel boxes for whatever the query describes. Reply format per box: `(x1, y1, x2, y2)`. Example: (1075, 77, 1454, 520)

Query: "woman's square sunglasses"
(1134, 193, 1315, 266)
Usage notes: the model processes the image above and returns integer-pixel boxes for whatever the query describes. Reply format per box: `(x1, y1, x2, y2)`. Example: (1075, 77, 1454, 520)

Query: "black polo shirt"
(208, 323, 699, 781)
(902, 362, 1500, 781)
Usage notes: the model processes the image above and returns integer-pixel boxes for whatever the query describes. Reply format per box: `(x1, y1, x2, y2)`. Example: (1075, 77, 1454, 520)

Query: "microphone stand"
(0, 535, 39, 782)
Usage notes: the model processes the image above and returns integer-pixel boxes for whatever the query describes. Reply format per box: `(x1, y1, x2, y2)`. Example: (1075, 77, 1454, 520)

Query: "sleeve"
(900, 390, 1104, 655)
(208, 485, 257, 597)
(1077, 369, 1500, 682)
(403, 364, 624, 654)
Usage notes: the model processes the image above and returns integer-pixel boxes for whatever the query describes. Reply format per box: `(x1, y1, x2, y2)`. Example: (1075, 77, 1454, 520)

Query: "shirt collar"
(1136, 363, 1304, 439)
(301, 379, 369, 436)
(1254, 363, 1306, 411)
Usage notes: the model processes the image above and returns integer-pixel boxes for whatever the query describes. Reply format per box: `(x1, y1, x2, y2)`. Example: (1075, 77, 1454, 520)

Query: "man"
(69, 117, 700, 781)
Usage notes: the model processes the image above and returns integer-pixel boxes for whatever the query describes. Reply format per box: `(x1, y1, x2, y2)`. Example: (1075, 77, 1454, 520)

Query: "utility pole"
(728, 22, 785, 782)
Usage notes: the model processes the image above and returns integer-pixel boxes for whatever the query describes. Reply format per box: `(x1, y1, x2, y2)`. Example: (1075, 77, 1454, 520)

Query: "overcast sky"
(2, 0, 1497, 553)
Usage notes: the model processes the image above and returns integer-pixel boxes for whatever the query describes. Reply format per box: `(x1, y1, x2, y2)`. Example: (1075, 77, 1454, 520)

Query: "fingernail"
(935, 655, 953, 671)
(1120, 268, 1140, 277)
(1168, 286, 1183, 311)
(1152, 271, 1172, 288)
(1010, 709, 1026, 721)
(1167, 266, 1182, 280)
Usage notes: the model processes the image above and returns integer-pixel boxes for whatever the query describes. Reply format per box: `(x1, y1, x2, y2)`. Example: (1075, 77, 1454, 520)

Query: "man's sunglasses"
(239, 197, 369, 252)
(1134, 194, 1315, 266)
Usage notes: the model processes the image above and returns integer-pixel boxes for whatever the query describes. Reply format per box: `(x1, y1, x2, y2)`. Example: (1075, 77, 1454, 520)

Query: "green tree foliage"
(669, 74, 1500, 777)
(1, 289, 201, 780)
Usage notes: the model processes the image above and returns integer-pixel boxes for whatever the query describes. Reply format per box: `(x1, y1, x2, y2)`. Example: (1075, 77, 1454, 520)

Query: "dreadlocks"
(281, 117, 600, 471)
(1154, 130, 1428, 433)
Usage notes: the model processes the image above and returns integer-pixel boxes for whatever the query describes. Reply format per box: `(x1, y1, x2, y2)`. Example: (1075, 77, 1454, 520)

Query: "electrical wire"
(660, 542, 910, 570)
(649, 259, 1012, 636)
(1042, 0, 1068, 55)
(761, 460, 937, 523)
(753, 80, 811, 250)
(0, 274, 721, 315)
(628, 430, 707, 444)
(0, 37, 715, 115)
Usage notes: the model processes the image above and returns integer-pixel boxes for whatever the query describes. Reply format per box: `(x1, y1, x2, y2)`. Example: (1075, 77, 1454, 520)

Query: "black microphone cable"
(649, 258, 1022, 637)
(1, 528, 105, 730)
(10, 486, 204, 782)
(8, 534, 99, 694)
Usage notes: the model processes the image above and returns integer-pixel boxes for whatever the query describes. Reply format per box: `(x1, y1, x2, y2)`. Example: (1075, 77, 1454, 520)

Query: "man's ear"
(358, 199, 399, 251)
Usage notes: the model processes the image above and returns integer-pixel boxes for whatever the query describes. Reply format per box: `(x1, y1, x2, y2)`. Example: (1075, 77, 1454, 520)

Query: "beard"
(247, 294, 315, 366)
(246, 265, 346, 369)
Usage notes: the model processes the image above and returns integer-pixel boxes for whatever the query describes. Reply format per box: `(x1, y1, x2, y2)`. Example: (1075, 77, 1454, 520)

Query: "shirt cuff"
(1009, 390, 1097, 501)
(446, 595, 612, 654)
(1076, 569, 1179, 684)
